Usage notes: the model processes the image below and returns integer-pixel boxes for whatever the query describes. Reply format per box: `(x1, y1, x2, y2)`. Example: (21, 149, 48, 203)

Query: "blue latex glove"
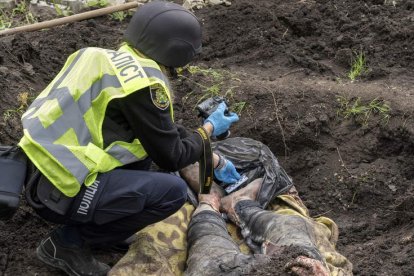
(214, 158, 241, 184)
(205, 102, 239, 137)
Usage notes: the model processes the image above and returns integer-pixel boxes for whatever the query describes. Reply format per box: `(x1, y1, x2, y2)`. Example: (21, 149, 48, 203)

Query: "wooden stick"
(0, 2, 140, 36)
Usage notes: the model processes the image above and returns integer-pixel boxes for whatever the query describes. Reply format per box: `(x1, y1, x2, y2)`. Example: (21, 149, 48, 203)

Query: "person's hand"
(214, 158, 241, 184)
(205, 102, 239, 137)
(285, 256, 330, 276)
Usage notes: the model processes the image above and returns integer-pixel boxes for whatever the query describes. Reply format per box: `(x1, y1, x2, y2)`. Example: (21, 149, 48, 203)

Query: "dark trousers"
(185, 200, 323, 276)
(35, 167, 187, 245)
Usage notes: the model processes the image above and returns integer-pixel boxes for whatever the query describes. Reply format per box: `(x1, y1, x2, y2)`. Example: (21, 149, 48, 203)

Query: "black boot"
(36, 230, 110, 276)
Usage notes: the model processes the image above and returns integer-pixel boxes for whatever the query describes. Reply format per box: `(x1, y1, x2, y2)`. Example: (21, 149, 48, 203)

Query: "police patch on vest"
(150, 85, 170, 110)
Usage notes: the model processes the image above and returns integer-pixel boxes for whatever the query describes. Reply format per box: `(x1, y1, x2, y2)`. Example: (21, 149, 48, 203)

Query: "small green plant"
(337, 96, 366, 118)
(178, 65, 246, 115)
(11, 1, 37, 24)
(179, 66, 226, 105)
(348, 51, 368, 81)
(3, 92, 29, 121)
(0, 13, 12, 30)
(223, 87, 247, 116)
(87, 0, 109, 8)
(53, 1, 73, 17)
(0, 1, 38, 29)
(337, 96, 391, 125)
(204, 83, 221, 96)
(367, 98, 391, 123)
(231, 101, 247, 115)
(25, 11, 37, 24)
(110, 11, 128, 22)
(12, 1, 28, 15)
(193, 84, 221, 107)
(187, 66, 225, 83)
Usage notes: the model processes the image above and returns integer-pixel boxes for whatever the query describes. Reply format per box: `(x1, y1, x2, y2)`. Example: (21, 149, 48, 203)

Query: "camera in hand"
(196, 96, 230, 139)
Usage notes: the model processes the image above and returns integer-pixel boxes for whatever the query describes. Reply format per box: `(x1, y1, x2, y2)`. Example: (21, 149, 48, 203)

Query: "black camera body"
(196, 96, 230, 139)
(196, 96, 229, 118)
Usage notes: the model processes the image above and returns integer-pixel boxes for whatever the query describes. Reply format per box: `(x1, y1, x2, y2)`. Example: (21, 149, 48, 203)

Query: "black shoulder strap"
(195, 127, 213, 194)
(0, 145, 17, 157)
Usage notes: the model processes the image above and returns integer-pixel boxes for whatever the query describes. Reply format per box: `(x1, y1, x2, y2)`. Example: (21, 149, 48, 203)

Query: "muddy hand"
(180, 163, 225, 196)
(285, 256, 329, 276)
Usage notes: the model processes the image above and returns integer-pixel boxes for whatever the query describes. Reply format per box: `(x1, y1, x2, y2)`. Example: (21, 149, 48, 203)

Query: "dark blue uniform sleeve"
(103, 87, 203, 171)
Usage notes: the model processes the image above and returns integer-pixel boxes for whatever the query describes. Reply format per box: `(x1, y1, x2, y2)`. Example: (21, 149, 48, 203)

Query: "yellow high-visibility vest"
(19, 45, 173, 197)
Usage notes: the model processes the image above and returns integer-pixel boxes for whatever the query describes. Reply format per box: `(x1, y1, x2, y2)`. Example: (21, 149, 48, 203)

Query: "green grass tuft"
(337, 96, 391, 125)
(348, 51, 368, 81)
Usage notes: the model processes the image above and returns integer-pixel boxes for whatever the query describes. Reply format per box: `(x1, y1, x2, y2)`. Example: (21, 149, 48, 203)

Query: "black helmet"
(124, 1, 202, 68)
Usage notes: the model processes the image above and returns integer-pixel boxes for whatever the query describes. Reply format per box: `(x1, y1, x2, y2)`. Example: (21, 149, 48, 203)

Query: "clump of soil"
(1, 0, 414, 275)
(246, 246, 308, 276)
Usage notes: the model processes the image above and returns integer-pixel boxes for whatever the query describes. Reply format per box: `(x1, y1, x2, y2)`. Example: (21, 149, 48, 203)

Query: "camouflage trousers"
(109, 190, 352, 276)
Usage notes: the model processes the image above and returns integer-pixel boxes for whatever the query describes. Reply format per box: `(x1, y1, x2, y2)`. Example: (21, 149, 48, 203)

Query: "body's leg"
(269, 188, 353, 275)
(235, 200, 323, 260)
(222, 182, 330, 276)
(185, 194, 262, 276)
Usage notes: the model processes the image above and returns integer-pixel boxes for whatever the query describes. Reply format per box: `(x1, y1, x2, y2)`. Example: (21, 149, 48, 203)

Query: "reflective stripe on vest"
(19, 46, 173, 197)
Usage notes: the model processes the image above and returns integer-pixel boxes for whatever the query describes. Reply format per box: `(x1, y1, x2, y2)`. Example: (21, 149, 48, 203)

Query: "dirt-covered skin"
(1, 0, 413, 275)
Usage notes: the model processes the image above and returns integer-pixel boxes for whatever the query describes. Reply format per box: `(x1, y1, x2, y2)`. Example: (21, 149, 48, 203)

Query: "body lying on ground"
(109, 138, 353, 276)
(186, 180, 330, 276)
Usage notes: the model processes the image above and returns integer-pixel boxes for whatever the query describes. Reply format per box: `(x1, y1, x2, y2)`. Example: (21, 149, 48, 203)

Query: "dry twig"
(269, 89, 289, 157)
(336, 147, 357, 179)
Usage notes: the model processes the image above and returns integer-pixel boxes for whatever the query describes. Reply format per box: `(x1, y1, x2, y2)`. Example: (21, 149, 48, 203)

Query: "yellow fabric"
(109, 203, 195, 276)
(29, 98, 62, 128)
(119, 45, 175, 120)
(269, 196, 353, 275)
(19, 130, 78, 195)
(110, 195, 353, 276)
(19, 45, 173, 197)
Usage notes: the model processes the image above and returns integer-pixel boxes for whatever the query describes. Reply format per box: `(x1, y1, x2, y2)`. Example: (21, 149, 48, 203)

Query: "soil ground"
(1, 0, 414, 275)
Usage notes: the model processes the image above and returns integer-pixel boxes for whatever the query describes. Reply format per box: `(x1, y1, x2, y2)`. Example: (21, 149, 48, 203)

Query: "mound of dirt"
(1, 0, 413, 275)
(197, 0, 414, 79)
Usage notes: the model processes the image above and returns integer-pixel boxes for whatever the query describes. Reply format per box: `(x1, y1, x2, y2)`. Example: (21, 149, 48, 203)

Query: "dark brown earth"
(1, 0, 414, 275)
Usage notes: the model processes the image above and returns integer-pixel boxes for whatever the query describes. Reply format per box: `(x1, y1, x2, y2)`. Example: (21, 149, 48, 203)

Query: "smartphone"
(224, 174, 249, 194)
